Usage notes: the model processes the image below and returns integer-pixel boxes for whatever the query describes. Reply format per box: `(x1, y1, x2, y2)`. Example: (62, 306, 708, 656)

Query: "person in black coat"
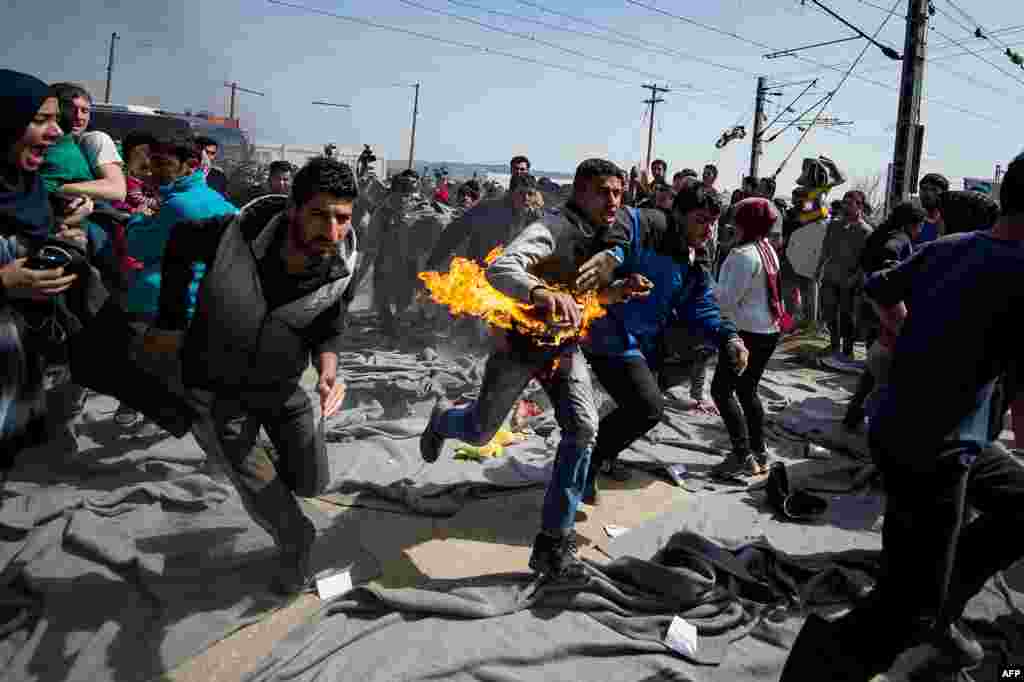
(842, 201, 925, 431)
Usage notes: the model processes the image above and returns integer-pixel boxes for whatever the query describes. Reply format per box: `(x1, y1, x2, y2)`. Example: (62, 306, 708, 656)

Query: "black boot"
(528, 531, 586, 580)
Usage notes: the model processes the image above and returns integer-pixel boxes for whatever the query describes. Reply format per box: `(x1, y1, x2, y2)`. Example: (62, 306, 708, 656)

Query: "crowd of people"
(2, 66, 1022, 678)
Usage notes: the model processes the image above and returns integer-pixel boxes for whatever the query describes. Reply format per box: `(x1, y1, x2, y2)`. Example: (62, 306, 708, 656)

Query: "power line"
(266, 0, 638, 85)
(444, 0, 759, 78)
(624, 0, 1005, 124)
(624, 0, 773, 50)
(397, 0, 689, 87)
(929, 24, 1024, 88)
(771, 0, 901, 177)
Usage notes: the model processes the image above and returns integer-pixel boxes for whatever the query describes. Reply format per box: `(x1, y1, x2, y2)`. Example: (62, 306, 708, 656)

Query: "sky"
(6, 0, 1024, 194)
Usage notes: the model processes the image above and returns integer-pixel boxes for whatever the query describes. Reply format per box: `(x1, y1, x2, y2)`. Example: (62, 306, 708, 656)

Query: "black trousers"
(870, 440, 1024, 624)
(710, 331, 779, 455)
(587, 355, 664, 467)
(190, 382, 328, 548)
(820, 283, 856, 351)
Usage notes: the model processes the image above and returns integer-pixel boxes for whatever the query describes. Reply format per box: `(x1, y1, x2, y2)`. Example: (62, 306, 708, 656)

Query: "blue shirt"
(586, 208, 736, 363)
(864, 231, 1024, 455)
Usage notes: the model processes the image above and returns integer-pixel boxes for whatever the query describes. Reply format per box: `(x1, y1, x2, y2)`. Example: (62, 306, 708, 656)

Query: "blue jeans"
(436, 342, 598, 533)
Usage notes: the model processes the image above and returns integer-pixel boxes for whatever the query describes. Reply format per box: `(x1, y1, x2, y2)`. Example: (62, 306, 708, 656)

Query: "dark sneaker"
(420, 397, 452, 463)
(843, 403, 865, 432)
(711, 453, 761, 480)
(272, 516, 317, 595)
(600, 459, 632, 481)
(528, 532, 586, 580)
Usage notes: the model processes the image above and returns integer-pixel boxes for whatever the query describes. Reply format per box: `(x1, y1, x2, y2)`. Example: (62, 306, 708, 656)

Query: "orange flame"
(418, 246, 606, 346)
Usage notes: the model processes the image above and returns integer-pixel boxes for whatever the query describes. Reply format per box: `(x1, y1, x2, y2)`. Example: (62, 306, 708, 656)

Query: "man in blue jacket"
(583, 179, 749, 504)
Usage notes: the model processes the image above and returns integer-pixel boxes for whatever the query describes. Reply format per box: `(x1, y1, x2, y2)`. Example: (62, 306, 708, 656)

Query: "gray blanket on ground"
(0, 392, 379, 682)
(242, 524, 894, 682)
(608, 482, 1024, 680)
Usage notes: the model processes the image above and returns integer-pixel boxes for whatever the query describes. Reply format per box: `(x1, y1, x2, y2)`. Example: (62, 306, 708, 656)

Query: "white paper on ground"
(316, 567, 353, 601)
(603, 524, 630, 538)
(664, 615, 699, 658)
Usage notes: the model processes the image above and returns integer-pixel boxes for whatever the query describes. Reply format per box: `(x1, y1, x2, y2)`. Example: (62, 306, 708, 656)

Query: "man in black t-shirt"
(814, 152, 1024, 678)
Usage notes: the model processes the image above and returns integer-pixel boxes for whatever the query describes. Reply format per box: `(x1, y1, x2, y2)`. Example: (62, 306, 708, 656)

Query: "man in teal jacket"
(109, 137, 236, 428)
(121, 137, 238, 320)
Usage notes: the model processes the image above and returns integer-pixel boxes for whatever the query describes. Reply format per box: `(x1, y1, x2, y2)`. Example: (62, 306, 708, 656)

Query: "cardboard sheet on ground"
(0, 392, 380, 682)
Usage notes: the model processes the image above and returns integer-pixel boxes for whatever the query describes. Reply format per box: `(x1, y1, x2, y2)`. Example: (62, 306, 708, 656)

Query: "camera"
(26, 245, 73, 271)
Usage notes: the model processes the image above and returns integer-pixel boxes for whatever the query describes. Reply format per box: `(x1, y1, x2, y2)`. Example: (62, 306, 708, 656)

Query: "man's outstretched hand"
(599, 273, 654, 305)
(575, 250, 619, 291)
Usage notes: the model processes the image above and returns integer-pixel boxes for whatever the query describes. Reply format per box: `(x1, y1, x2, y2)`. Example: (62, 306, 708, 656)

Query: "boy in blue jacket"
(111, 136, 237, 428)
(583, 179, 749, 503)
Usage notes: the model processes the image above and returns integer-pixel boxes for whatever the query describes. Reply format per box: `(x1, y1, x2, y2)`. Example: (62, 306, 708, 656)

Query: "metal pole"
(641, 83, 668, 170)
(888, 0, 929, 207)
(229, 82, 238, 121)
(408, 83, 420, 171)
(104, 32, 118, 103)
(749, 76, 766, 180)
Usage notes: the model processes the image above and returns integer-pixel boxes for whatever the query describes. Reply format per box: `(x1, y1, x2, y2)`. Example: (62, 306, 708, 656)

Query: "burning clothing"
(484, 202, 630, 304)
(428, 203, 631, 537)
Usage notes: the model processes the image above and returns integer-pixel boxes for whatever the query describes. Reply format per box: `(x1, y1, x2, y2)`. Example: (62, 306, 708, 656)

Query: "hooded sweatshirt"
(0, 69, 56, 456)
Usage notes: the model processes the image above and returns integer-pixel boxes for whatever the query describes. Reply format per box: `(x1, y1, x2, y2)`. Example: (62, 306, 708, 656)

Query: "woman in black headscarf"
(0, 69, 84, 461)
(1, 70, 197, 465)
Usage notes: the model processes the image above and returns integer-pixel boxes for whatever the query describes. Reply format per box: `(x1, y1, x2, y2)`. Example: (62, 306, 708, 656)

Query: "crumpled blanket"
(0, 391, 377, 682)
(241, 529, 908, 682)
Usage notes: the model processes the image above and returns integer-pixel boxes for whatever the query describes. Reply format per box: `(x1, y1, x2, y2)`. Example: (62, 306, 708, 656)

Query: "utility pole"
(642, 83, 669, 170)
(888, 0, 929, 207)
(749, 76, 767, 181)
(223, 82, 266, 124)
(407, 82, 420, 171)
(104, 32, 119, 103)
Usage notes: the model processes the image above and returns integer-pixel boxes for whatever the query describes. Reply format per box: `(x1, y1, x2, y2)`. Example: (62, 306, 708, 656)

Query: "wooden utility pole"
(104, 32, 119, 103)
(223, 82, 266, 123)
(642, 83, 669, 170)
(888, 0, 929, 207)
(749, 76, 767, 181)
(408, 83, 420, 171)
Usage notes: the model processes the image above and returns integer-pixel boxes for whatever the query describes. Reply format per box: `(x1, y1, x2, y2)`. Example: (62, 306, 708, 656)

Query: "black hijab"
(0, 69, 55, 243)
